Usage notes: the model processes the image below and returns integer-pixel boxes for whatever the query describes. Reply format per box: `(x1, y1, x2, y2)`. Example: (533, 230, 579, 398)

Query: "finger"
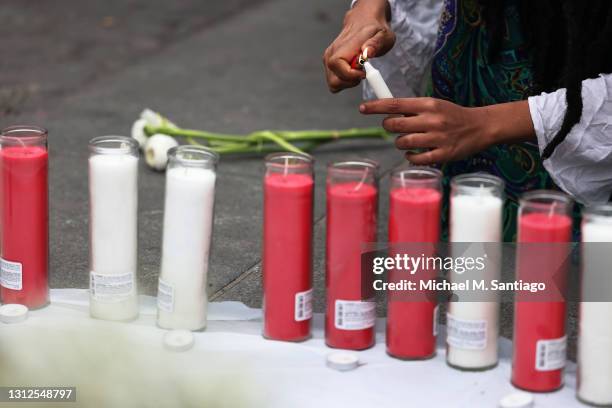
(329, 56, 366, 82)
(360, 98, 437, 115)
(327, 73, 361, 93)
(382, 115, 434, 134)
(405, 148, 448, 165)
(395, 133, 440, 150)
(362, 29, 395, 58)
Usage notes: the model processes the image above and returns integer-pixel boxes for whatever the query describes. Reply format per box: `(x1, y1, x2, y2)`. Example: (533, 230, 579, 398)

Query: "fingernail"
(359, 104, 366, 113)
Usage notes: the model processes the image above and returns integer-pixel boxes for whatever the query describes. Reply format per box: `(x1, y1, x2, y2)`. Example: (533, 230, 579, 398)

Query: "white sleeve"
(363, 0, 444, 99)
(528, 73, 612, 205)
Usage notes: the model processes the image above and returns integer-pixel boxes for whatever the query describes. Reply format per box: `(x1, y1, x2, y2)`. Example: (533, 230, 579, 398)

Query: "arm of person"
(359, 97, 535, 164)
(360, 72, 612, 205)
(529, 74, 612, 204)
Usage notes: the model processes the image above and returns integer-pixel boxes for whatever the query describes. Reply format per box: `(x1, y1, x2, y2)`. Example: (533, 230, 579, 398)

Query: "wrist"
(476, 101, 536, 147)
(350, 0, 390, 22)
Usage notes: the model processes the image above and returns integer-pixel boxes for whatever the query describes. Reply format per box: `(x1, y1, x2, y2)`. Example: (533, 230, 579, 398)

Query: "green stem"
(277, 127, 391, 141)
(145, 125, 244, 143)
(246, 131, 305, 154)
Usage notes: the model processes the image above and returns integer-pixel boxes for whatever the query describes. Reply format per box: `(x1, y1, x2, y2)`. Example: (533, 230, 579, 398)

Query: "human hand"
(323, 0, 395, 93)
(359, 98, 503, 165)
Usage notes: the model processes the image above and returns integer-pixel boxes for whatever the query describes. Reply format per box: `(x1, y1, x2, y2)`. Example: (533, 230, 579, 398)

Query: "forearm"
(478, 100, 536, 147)
(350, 0, 391, 21)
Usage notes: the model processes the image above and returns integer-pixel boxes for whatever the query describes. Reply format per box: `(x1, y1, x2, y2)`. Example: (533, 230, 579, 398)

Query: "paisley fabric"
(427, 0, 557, 241)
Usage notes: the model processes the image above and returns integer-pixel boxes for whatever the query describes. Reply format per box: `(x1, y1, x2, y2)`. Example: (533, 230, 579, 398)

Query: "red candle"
(262, 153, 314, 342)
(386, 167, 442, 359)
(512, 190, 573, 392)
(326, 160, 379, 350)
(0, 126, 49, 309)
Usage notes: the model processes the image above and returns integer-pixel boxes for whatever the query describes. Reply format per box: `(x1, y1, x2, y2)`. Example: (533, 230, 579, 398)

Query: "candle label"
(294, 288, 313, 322)
(0, 258, 23, 290)
(334, 300, 376, 330)
(157, 279, 174, 313)
(446, 314, 487, 350)
(90, 272, 134, 302)
(433, 305, 439, 337)
(535, 336, 567, 371)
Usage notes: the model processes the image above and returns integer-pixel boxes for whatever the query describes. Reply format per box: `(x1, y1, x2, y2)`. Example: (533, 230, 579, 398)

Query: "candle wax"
(578, 222, 612, 405)
(263, 173, 313, 341)
(387, 187, 441, 359)
(157, 166, 216, 331)
(0, 146, 48, 308)
(89, 153, 139, 321)
(447, 193, 503, 370)
(326, 181, 377, 350)
(363, 61, 393, 99)
(512, 212, 572, 392)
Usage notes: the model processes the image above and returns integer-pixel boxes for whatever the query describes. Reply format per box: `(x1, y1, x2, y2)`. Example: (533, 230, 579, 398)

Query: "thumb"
(362, 29, 395, 59)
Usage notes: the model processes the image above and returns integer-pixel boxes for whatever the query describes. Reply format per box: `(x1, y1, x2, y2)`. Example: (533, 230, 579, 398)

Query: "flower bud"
(131, 119, 148, 149)
(145, 134, 179, 171)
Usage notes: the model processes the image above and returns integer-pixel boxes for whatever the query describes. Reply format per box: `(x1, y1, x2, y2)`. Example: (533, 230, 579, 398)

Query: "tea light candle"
(447, 173, 504, 371)
(512, 190, 572, 392)
(88, 136, 139, 321)
(157, 146, 219, 331)
(578, 205, 612, 406)
(386, 166, 442, 360)
(325, 160, 379, 350)
(0, 126, 49, 309)
(262, 153, 314, 342)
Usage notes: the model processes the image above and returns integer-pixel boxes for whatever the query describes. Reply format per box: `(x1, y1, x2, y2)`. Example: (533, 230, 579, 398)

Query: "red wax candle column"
(262, 153, 314, 342)
(0, 126, 49, 309)
(512, 190, 573, 392)
(326, 160, 379, 350)
(387, 167, 442, 360)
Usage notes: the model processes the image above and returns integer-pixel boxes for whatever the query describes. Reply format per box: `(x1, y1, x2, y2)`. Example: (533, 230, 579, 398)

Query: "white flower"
(131, 119, 148, 150)
(131, 109, 178, 151)
(140, 108, 177, 129)
(144, 134, 179, 171)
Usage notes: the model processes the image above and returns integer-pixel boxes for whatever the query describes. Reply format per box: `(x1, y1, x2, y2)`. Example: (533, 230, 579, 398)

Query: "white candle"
(88, 136, 139, 321)
(363, 61, 393, 99)
(447, 174, 504, 370)
(578, 207, 612, 406)
(157, 146, 218, 331)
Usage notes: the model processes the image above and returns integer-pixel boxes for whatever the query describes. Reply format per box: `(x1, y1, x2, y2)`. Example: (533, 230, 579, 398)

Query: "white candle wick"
(352, 168, 368, 192)
(283, 157, 289, 177)
(549, 201, 556, 218)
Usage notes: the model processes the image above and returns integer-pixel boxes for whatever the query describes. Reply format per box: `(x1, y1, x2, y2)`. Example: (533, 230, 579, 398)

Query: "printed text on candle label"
(535, 336, 567, 371)
(90, 272, 134, 302)
(335, 300, 376, 330)
(294, 288, 313, 322)
(0, 258, 22, 290)
(446, 314, 487, 350)
(157, 279, 174, 313)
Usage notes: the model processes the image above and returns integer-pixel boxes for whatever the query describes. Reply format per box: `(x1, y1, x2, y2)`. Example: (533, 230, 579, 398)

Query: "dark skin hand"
(323, 0, 395, 93)
(359, 98, 537, 165)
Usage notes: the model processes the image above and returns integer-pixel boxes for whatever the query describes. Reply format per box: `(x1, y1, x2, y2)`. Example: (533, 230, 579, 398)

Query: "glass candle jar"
(88, 136, 139, 321)
(262, 152, 314, 342)
(578, 205, 612, 406)
(0, 125, 49, 309)
(325, 159, 379, 350)
(157, 146, 219, 331)
(512, 190, 573, 392)
(447, 173, 504, 371)
(386, 166, 442, 360)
